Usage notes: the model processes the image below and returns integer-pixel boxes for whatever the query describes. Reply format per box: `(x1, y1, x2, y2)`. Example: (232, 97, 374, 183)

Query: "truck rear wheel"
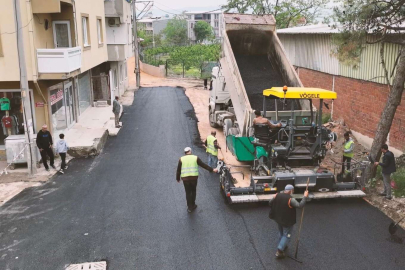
(223, 119, 232, 137)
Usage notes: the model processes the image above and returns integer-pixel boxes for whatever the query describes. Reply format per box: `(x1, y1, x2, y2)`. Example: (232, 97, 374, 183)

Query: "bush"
(322, 113, 331, 124)
(392, 167, 405, 197)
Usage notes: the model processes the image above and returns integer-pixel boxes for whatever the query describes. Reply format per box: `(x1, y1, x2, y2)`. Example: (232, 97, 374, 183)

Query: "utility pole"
(132, 0, 141, 88)
(14, 0, 37, 175)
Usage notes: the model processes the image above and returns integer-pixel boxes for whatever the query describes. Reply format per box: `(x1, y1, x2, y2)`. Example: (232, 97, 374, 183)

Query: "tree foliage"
(137, 30, 163, 48)
(162, 16, 188, 45)
(332, 0, 405, 67)
(332, 0, 405, 179)
(223, 0, 328, 28)
(194, 21, 215, 42)
(144, 44, 221, 70)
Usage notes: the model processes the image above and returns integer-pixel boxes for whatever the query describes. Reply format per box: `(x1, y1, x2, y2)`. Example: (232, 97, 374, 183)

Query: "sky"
(139, 0, 228, 18)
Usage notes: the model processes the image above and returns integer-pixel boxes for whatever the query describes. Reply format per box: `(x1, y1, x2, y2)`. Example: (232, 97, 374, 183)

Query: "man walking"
(36, 124, 55, 171)
(176, 147, 218, 213)
(205, 131, 221, 168)
(269, 185, 309, 259)
(375, 144, 396, 200)
(342, 131, 354, 173)
(113, 96, 121, 128)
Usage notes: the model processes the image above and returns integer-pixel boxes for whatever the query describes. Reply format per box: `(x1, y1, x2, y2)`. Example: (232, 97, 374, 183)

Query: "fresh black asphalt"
(0, 86, 404, 270)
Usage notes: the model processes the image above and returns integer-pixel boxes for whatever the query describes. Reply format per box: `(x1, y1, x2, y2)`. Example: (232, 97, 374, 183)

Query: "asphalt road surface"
(0, 87, 404, 270)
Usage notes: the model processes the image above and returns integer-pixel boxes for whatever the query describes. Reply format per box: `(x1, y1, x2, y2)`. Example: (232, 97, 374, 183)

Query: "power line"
(153, 4, 180, 16)
(154, 1, 183, 13)
(0, 17, 33, 36)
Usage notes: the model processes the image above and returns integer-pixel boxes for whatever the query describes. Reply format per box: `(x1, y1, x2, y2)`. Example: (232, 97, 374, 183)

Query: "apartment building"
(185, 11, 223, 42)
(104, 0, 133, 97)
(0, 0, 131, 152)
(138, 18, 169, 36)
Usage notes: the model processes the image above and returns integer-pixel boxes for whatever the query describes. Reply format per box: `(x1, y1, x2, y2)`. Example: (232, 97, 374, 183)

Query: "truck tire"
(228, 128, 239, 136)
(223, 119, 232, 137)
(209, 111, 219, 128)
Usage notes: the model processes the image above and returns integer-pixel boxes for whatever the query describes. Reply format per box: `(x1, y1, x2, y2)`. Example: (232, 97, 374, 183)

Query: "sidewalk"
(0, 87, 136, 206)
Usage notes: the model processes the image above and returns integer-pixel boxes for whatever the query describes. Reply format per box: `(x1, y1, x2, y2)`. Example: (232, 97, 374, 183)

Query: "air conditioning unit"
(108, 17, 120, 27)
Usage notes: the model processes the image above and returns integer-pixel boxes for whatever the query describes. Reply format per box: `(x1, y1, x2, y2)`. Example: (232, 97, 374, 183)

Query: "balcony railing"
(37, 47, 82, 74)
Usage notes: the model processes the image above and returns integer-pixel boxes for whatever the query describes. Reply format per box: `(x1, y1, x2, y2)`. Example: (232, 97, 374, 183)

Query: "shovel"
(389, 216, 405, 235)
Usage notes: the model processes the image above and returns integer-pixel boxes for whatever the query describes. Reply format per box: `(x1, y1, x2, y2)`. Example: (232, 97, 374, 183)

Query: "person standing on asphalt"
(269, 185, 309, 259)
(36, 124, 55, 171)
(375, 144, 396, 200)
(205, 131, 221, 168)
(342, 131, 354, 173)
(113, 96, 121, 128)
(56, 133, 69, 174)
(176, 147, 218, 213)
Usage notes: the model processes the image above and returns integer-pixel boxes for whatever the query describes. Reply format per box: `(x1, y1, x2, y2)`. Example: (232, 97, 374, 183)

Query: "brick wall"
(297, 67, 405, 151)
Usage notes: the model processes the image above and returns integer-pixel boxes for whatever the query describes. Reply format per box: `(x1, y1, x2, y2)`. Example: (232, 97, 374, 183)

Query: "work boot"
(275, 249, 285, 259)
(379, 192, 387, 196)
(45, 168, 50, 172)
(51, 165, 56, 169)
(385, 196, 392, 200)
(191, 205, 198, 211)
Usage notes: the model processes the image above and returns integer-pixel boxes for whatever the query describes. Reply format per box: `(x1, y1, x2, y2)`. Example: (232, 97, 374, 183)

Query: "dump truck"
(210, 14, 367, 203)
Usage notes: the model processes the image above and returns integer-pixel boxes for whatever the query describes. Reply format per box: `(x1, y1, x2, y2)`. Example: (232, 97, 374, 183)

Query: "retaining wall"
(140, 61, 166, 78)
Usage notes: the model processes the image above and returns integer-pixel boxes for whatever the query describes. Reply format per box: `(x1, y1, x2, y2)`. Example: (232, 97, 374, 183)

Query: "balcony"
(37, 47, 82, 74)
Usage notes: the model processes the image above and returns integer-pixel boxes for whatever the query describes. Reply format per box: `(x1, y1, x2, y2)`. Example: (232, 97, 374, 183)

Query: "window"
(82, 15, 90, 47)
(215, 14, 219, 20)
(195, 14, 203, 20)
(191, 23, 194, 29)
(215, 21, 219, 28)
(97, 18, 103, 45)
(113, 69, 118, 89)
(119, 65, 123, 82)
(53, 21, 72, 48)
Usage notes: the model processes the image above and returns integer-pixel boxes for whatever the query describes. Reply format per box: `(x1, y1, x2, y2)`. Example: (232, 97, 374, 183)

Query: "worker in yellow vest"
(204, 131, 221, 168)
(342, 132, 354, 173)
(176, 147, 218, 213)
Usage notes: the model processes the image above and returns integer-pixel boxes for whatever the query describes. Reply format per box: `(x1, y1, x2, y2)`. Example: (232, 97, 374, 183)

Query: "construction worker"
(374, 144, 396, 200)
(342, 132, 354, 173)
(253, 110, 281, 128)
(205, 131, 221, 168)
(269, 185, 309, 259)
(176, 147, 218, 213)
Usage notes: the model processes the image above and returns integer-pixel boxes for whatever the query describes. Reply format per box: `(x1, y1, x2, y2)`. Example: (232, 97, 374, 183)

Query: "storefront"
(49, 80, 76, 136)
(0, 89, 36, 147)
(77, 71, 92, 115)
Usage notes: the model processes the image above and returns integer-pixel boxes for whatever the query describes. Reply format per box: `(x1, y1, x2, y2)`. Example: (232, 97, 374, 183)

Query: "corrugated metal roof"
(277, 24, 340, 34)
(224, 13, 276, 25)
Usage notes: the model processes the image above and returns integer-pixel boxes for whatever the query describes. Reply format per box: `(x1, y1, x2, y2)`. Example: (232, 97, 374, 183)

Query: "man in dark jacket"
(176, 147, 217, 213)
(269, 185, 308, 259)
(36, 124, 55, 171)
(375, 144, 396, 200)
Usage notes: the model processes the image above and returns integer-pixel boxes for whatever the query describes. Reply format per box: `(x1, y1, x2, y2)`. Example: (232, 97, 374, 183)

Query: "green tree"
(223, 0, 328, 28)
(194, 21, 215, 42)
(162, 16, 188, 45)
(332, 0, 405, 178)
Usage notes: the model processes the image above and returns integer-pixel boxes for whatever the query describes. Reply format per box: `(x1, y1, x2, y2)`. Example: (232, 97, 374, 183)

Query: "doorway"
(53, 21, 72, 48)
(64, 81, 75, 127)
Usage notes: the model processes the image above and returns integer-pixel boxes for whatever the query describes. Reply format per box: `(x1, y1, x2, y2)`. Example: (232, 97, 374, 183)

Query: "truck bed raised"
(234, 54, 296, 112)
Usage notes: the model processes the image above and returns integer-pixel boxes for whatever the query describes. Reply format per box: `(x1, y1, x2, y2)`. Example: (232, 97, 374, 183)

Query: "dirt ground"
(138, 71, 405, 229)
(322, 120, 405, 229)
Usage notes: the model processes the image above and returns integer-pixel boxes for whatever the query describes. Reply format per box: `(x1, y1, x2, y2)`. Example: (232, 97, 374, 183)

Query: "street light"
(150, 16, 161, 48)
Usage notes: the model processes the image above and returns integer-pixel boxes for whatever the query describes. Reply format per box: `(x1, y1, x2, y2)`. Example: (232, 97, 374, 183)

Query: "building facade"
(185, 11, 223, 42)
(104, 0, 133, 98)
(0, 0, 121, 153)
(138, 18, 169, 37)
(277, 24, 404, 153)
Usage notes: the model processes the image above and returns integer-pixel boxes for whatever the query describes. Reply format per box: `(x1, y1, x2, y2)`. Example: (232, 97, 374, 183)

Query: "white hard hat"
(184, 147, 192, 153)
